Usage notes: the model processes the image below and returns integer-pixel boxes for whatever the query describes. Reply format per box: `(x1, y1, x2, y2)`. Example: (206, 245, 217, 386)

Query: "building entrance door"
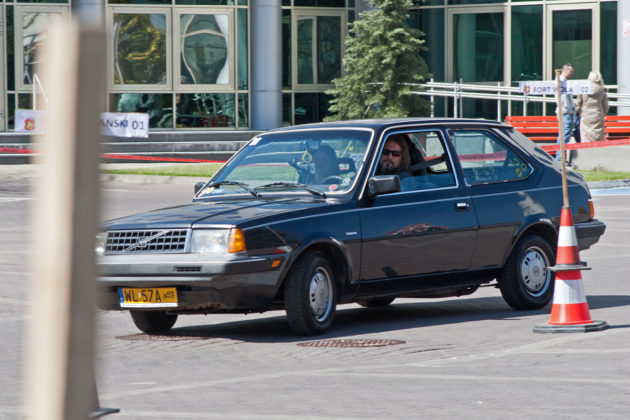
(546, 3, 599, 80)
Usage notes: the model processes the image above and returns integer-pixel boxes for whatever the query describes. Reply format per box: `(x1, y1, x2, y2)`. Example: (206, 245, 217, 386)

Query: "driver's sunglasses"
(382, 148, 402, 157)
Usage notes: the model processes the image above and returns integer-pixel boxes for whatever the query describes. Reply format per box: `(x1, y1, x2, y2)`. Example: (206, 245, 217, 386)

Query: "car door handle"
(455, 202, 470, 211)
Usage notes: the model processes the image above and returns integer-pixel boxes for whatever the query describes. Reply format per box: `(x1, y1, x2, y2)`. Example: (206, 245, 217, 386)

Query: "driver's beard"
(379, 161, 399, 175)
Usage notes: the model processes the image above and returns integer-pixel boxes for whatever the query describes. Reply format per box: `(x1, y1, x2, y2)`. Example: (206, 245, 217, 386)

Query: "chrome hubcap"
(520, 247, 550, 296)
(309, 267, 332, 321)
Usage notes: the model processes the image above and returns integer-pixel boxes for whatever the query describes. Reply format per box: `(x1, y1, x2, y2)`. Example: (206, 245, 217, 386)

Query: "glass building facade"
(0, 0, 353, 132)
(0, 0, 623, 132)
(410, 0, 618, 119)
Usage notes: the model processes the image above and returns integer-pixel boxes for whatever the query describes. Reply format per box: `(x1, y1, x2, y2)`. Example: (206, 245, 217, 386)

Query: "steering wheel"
(289, 158, 309, 175)
(321, 175, 343, 184)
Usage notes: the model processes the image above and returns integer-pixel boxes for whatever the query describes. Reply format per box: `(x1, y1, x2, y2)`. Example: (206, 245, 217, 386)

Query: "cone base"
(533, 320, 609, 334)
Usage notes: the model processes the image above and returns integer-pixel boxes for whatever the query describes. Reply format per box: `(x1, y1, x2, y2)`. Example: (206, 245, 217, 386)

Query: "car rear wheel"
(285, 252, 336, 336)
(498, 234, 555, 310)
(357, 298, 395, 308)
(130, 310, 178, 333)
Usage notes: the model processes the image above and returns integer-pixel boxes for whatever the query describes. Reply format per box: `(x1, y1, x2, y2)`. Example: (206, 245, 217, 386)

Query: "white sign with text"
(14, 111, 149, 138)
(100, 112, 149, 138)
(518, 80, 592, 95)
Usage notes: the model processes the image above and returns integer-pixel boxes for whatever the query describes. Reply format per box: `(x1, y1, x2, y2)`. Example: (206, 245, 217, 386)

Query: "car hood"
(102, 197, 333, 230)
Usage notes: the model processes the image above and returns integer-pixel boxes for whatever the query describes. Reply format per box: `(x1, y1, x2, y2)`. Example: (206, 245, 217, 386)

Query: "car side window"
(376, 130, 456, 191)
(449, 130, 532, 185)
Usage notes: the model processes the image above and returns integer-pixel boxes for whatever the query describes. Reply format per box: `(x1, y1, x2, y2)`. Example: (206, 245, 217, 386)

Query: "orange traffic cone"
(533, 206, 608, 333)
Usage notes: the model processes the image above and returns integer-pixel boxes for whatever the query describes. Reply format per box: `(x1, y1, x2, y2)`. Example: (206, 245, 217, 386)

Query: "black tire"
(284, 252, 337, 336)
(357, 298, 395, 308)
(498, 234, 555, 310)
(130, 310, 178, 333)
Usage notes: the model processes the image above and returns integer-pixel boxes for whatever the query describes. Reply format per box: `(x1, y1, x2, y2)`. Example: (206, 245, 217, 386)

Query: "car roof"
(266, 118, 509, 133)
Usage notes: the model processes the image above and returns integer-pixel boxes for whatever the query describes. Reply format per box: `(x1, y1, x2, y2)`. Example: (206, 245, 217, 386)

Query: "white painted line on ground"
(0, 315, 29, 324)
(0, 296, 29, 305)
(0, 227, 30, 232)
(521, 348, 630, 354)
(304, 371, 630, 385)
(97, 411, 368, 420)
(0, 197, 33, 203)
(102, 188, 135, 193)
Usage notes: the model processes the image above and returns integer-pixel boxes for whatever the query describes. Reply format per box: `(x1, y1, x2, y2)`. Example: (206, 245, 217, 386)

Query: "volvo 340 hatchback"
(96, 118, 605, 335)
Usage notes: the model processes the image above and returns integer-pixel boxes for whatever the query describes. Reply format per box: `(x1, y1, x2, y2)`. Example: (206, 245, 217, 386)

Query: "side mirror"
(368, 175, 401, 196)
(194, 182, 206, 195)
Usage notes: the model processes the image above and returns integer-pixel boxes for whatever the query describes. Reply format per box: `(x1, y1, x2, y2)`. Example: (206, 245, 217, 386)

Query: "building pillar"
(251, 0, 282, 130)
(618, 0, 630, 115)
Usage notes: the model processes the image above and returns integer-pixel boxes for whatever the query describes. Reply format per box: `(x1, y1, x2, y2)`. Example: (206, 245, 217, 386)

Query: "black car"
(96, 118, 605, 335)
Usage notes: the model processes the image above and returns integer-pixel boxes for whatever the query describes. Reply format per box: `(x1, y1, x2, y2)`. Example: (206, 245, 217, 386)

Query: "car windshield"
(197, 129, 372, 198)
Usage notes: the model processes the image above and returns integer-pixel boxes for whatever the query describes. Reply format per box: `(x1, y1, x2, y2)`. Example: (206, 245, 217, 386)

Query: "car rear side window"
(449, 130, 532, 185)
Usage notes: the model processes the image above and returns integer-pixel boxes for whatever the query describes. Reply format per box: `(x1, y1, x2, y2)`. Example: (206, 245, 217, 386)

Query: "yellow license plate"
(119, 287, 178, 308)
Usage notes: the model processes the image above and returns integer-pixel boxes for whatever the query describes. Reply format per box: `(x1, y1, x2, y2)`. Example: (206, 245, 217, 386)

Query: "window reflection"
(237, 8, 248, 89)
(282, 10, 291, 88)
(294, 0, 344, 6)
(552, 10, 591, 79)
(176, 93, 235, 128)
(317, 16, 340, 84)
(297, 17, 313, 84)
(22, 11, 64, 85)
(237, 93, 248, 128)
(113, 13, 167, 85)
(511, 6, 542, 82)
(294, 93, 331, 125)
(180, 14, 229, 85)
(453, 13, 503, 83)
(297, 15, 341, 85)
(110, 93, 173, 128)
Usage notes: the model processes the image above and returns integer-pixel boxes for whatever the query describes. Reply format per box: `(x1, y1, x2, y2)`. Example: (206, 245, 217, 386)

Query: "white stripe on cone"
(552, 279, 587, 305)
(558, 225, 578, 247)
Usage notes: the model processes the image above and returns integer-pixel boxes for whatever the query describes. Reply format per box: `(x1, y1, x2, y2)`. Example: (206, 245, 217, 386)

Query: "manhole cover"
(297, 339, 405, 348)
(117, 331, 217, 341)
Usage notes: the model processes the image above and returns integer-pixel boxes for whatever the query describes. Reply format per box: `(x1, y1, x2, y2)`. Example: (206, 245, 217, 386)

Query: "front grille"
(105, 229, 189, 254)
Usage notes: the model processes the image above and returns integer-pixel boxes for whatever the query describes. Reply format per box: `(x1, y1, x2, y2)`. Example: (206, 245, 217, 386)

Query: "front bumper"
(97, 253, 288, 312)
(575, 219, 606, 251)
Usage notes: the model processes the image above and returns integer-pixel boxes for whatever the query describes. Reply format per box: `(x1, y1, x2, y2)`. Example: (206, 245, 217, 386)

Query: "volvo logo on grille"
(136, 237, 150, 248)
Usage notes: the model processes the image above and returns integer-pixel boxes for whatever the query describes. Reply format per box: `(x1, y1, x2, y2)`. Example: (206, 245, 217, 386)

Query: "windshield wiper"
(207, 181, 261, 198)
(254, 182, 326, 198)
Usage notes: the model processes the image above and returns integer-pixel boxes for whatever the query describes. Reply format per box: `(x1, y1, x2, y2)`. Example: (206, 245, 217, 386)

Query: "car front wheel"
(498, 234, 555, 310)
(130, 310, 178, 333)
(285, 252, 337, 336)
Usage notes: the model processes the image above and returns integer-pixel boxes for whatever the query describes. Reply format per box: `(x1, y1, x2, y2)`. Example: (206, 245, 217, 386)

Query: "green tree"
(325, 0, 430, 121)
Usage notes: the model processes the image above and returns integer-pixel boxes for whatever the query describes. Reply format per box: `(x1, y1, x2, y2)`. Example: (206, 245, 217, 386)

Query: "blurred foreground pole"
(22, 15, 105, 420)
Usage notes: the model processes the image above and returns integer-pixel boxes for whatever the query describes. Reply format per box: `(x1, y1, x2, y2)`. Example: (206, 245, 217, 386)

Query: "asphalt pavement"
(2, 164, 630, 419)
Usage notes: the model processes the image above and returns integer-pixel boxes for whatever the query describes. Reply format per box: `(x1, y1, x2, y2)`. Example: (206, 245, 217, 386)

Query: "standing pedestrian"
(576, 71, 609, 142)
(555, 63, 577, 162)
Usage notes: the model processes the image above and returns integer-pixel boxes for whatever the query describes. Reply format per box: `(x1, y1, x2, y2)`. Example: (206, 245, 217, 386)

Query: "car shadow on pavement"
(118, 294, 630, 343)
(124, 296, 543, 343)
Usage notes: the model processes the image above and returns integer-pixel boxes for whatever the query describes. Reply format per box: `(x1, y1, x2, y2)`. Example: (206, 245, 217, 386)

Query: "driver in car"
(376, 134, 411, 176)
